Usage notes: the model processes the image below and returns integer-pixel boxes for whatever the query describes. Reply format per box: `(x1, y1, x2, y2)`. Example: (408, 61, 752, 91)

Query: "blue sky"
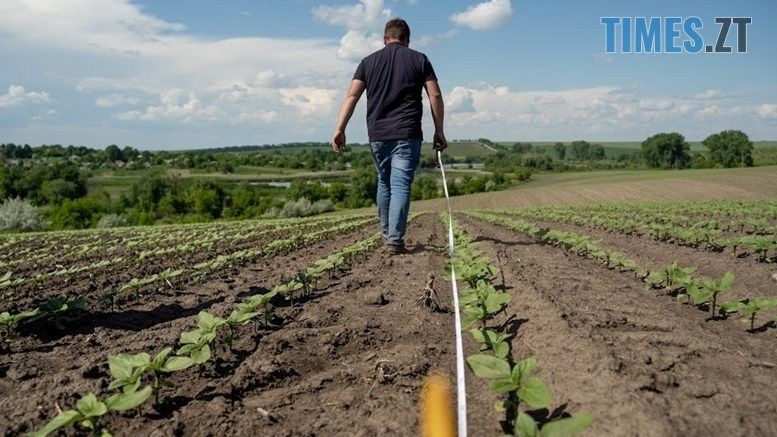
(1, 0, 776, 149)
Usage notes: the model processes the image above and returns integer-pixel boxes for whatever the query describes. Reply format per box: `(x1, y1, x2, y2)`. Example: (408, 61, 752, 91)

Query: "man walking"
(331, 18, 447, 254)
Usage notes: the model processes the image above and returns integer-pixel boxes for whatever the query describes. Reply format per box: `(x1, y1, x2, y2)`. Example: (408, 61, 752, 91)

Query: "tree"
(345, 168, 377, 208)
(105, 145, 123, 162)
(641, 132, 691, 169)
(702, 130, 754, 167)
(590, 144, 606, 160)
(512, 142, 533, 154)
(411, 175, 439, 200)
(553, 142, 566, 160)
(569, 140, 591, 160)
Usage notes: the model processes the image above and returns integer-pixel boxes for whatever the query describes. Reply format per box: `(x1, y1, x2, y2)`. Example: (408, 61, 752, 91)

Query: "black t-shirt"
(353, 42, 437, 142)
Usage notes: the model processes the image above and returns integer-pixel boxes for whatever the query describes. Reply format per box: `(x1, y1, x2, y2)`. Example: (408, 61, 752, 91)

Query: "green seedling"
(177, 311, 226, 363)
(720, 298, 777, 331)
(460, 280, 511, 329)
(273, 280, 304, 306)
(470, 328, 510, 359)
(31, 388, 151, 437)
(514, 412, 594, 437)
(0, 308, 40, 343)
(686, 271, 734, 315)
(466, 355, 551, 409)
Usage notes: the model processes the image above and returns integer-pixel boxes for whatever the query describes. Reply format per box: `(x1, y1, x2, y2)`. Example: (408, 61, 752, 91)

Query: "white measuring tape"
(437, 150, 468, 437)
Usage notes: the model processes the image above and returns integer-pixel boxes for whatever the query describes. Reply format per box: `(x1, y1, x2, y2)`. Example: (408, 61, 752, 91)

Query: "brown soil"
(3, 210, 777, 437)
(459, 215, 777, 436)
(1, 217, 374, 314)
(1, 214, 483, 436)
(525, 218, 777, 301)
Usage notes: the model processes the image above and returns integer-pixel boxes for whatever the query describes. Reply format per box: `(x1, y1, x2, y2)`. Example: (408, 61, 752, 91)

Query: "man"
(331, 18, 447, 255)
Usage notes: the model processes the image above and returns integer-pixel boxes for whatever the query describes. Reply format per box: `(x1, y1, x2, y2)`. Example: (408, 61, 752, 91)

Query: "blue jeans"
(369, 139, 421, 246)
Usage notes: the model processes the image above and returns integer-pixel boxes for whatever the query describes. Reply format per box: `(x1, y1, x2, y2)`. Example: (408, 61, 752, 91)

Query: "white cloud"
(116, 89, 221, 122)
(313, 0, 390, 30)
(312, 0, 390, 60)
(95, 94, 140, 107)
(0, 84, 52, 108)
(0, 1, 349, 89)
(279, 87, 337, 116)
(447, 86, 476, 113)
(694, 89, 725, 100)
(757, 104, 777, 120)
(450, 0, 513, 31)
(335, 30, 384, 61)
(235, 110, 279, 124)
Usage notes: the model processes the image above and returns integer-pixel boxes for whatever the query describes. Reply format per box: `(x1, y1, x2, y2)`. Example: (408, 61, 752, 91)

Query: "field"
(2, 169, 777, 436)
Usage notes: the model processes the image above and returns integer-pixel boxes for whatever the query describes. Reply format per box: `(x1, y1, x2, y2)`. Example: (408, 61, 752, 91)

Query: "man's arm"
(331, 79, 366, 153)
(424, 79, 447, 152)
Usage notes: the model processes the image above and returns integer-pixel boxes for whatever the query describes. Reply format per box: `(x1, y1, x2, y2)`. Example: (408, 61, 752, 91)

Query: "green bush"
(0, 197, 44, 232)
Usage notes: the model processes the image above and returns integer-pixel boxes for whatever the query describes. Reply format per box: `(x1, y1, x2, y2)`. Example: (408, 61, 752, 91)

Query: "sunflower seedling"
(720, 298, 777, 331)
(514, 411, 594, 437)
(31, 388, 152, 437)
(466, 354, 551, 410)
(686, 271, 734, 315)
(470, 328, 510, 358)
(177, 311, 226, 363)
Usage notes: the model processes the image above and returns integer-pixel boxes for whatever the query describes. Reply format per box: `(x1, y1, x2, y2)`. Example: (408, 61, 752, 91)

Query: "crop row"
(0, 213, 369, 272)
(497, 202, 776, 262)
(467, 211, 777, 332)
(1, 216, 378, 335)
(440, 213, 593, 436)
(0, 214, 364, 297)
(26, 226, 389, 436)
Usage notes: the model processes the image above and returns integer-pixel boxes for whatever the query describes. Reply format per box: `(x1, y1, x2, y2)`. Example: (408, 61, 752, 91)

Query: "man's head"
(384, 18, 410, 46)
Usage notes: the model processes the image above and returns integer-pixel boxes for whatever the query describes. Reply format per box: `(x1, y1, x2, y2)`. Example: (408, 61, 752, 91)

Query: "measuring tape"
(437, 150, 468, 437)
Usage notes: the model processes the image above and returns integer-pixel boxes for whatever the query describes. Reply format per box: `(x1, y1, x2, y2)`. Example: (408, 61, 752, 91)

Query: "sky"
(1, 0, 776, 150)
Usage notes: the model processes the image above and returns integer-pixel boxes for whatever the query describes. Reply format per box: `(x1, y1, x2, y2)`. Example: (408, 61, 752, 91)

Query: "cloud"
(0, 84, 52, 108)
(0, 1, 349, 88)
(450, 0, 513, 31)
(116, 89, 221, 122)
(694, 89, 725, 100)
(95, 94, 140, 107)
(313, 0, 390, 30)
(235, 110, 279, 124)
(446, 86, 476, 113)
(757, 104, 777, 120)
(279, 87, 337, 116)
(335, 30, 384, 61)
(312, 0, 391, 60)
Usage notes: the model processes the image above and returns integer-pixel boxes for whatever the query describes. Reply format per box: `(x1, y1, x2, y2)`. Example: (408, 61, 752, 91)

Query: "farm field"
(1, 174, 777, 435)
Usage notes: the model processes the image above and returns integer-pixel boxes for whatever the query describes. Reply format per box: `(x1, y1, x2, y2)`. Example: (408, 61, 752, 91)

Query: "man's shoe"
(386, 244, 406, 255)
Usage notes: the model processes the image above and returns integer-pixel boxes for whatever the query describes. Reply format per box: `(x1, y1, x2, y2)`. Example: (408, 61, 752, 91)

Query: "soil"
(2, 211, 777, 436)
(458, 215, 777, 436)
(522, 218, 777, 302)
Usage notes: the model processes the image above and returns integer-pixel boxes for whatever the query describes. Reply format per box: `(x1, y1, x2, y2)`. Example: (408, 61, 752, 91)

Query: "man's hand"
(331, 130, 346, 154)
(433, 130, 448, 152)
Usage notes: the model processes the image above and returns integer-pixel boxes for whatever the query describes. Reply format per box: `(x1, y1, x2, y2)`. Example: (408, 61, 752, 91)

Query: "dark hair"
(384, 18, 410, 42)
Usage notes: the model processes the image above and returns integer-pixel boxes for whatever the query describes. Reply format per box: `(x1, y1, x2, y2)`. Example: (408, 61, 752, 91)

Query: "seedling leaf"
(161, 356, 195, 372)
(516, 377, 551, 409)
(466, 354, 511, 379)
(540, 414, 595, 437)
(514, 412, 540, 437)
(30, 409, 82, 437)
(105, 385, 152, 412)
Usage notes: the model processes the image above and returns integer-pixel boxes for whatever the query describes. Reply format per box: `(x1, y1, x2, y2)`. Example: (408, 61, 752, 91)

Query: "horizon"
(1, 0, 776, 149)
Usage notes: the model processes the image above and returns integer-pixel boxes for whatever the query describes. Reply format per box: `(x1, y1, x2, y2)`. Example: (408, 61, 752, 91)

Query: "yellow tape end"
(420, 372, 456, 437)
